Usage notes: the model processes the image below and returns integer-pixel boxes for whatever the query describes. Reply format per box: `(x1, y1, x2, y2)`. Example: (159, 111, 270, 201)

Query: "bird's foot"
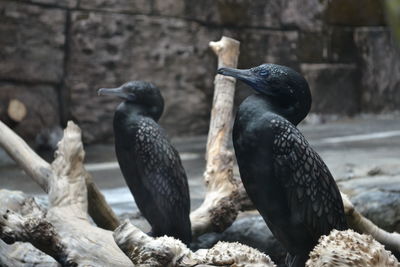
(286, 253, 308, 267)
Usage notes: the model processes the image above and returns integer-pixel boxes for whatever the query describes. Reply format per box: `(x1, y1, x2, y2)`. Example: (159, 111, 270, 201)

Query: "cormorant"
(218, 64, 348, 266)
(98, 81, 192, 244)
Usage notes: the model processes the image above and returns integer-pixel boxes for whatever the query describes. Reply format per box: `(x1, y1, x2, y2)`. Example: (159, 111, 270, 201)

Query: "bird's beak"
(217, 67, 259, 88)
(98, 86, 127, 98)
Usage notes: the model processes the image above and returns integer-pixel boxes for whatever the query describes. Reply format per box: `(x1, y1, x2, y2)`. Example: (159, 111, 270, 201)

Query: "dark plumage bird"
(218, 64, 348, 266)
(98, 81, 191, 244)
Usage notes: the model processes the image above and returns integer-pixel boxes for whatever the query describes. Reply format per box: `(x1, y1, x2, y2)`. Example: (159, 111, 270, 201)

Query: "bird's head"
(98, 81, 164, 120)
(218, 64, 312, 124)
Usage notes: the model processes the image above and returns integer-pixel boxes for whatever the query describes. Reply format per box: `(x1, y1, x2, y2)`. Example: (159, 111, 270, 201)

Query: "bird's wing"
(271, 118, 347, 239)
(135, 118, 191, 220)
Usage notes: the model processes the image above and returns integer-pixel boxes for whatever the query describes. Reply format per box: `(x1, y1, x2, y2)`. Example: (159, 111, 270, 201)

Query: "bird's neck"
(115, 101, 162, 122)
(251, 94, 309, 126)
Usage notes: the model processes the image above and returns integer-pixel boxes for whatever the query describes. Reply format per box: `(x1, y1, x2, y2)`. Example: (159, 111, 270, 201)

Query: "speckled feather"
(132, 118, 191, 233)
(104, 81, 191, 244)
(271, 117, 347, 239)
(225, 64, 347, 266)
(135, 118, 190, 216)
(114, 112, 191, 244)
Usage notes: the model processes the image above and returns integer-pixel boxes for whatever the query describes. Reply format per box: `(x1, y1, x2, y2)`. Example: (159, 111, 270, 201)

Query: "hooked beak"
(98, 86, 128, 99)
(217, 67, 260, 88)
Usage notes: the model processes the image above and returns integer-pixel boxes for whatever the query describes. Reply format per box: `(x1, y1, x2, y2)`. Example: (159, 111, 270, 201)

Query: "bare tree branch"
(114, 220, 276, 267)
(190, 36, 247, 237)
(0, 122, 132, 266)
(0, 120, 120, 230)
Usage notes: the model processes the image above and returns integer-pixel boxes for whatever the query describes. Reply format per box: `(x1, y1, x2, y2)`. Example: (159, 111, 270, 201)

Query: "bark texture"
(113, 220, 276, 267)
(0, 120, 120, 230)
(190, 36, 246, 237)
(0, 122, 132, 266)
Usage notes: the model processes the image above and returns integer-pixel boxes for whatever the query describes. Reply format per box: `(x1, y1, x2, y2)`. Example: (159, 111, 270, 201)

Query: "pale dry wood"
(113, 220, 276, 267)
(0, 120, 52, 192)
(0, 240, 59, 267)
(190, 36, 244, 237)
(341, 193, 400, 253)
(86, 173, 120, 230)
(0, 190, 59, 267)
(0, 120, 120, 230)
(7, 99, 27, 122)
(0, 123, 132, 266)
(187, 35, 400, 255)
(306, 229, 398, 266)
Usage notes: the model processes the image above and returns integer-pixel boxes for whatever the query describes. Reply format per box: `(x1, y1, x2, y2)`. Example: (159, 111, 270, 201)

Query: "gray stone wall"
(0, 0, 399, 143)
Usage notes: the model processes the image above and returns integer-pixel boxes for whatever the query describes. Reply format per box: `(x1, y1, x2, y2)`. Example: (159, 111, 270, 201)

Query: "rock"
(300, 64, 360, 115)
(17, 0, 77, 8)
(0, 83, 60, 142)
(220, 214, 287, 265)
(355, 28, 400, 112)
(385, 0, 400, 44)
(281, 0, 327, 31)
(0, 1, 65, 83)
(297, 31, 330, 63)
(152, 0, 185, 17)
(325, 0, 386, 26)
(35, 126, 64, 161)
(153, 0, 283, 29)
(351, 189, 400, 233)
(192, 214, 286, 265)
(153, 0, 330, 31)
(339, 171, 400, 233)
(339, 174, 400, 196)
(329, 27, 358, 62)
(66, 11, 220, 142)
(0, 0, 398, 144)
(226, 29, 299, 105)
(191, 232, 223, 251)
(297, 28, 357, 63)
(79, 0, 151, 14)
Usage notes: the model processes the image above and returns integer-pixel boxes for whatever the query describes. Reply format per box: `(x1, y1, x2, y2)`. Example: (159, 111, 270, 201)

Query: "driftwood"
(190, 36, 251, 237)
(0, 120, 120, 230)
(0, 240, 59, 267)
(0, 190, 59, 267)
(341, 193, 400, 253)
(307, 229, 398, 266)
(0, 35, 399, 265)
(1, 122, 399, 266)
(113, 220, 276, 267)
(0, 122, 274, 266)
(0, 122, 132, 266)
(7, 99, 27, 122)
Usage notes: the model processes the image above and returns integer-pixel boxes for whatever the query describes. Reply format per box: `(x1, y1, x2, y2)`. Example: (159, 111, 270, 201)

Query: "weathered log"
(0, 240, 59, 267)
(0, 120, 120, 230)
(0, 122, 132, 266)
(7, 99, 27, 122)
(190, 36, 246, 237)
(113, 220, 276, 267)
(0, 36, 399, 266)
(0, 190, 59, 267)
(341, 193, 400, 253)
(306, 229, 398, 266)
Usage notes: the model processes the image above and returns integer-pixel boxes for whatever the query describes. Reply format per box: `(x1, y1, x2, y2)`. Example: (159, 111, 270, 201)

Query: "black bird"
(98, 81, 191, 244)
(218, 64, 348, 266)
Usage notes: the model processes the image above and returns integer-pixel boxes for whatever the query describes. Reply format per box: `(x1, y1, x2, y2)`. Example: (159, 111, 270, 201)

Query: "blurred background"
(1, 0, 400, 260)
(0, 0, 399, 146)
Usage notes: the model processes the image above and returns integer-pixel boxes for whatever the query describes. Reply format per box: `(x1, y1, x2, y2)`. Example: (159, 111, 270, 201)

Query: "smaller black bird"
(98, 81, 191, 244)
(218, 64, 348, 267)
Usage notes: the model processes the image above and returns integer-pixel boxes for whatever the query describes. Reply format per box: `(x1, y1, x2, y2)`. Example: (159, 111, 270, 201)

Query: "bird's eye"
(259, 69, 269, 77)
